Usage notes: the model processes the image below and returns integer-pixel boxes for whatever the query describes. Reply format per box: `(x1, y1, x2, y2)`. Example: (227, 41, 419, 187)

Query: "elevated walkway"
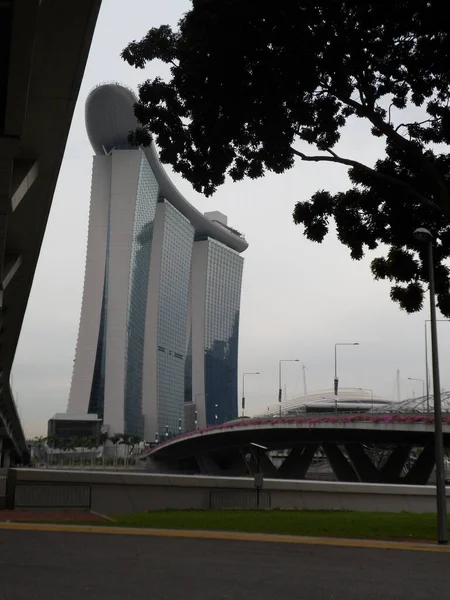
(0, 0, 101, 462)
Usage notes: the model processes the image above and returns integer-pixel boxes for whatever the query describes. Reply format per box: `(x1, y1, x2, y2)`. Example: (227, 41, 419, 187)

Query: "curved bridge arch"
(145, 415, 450, 485)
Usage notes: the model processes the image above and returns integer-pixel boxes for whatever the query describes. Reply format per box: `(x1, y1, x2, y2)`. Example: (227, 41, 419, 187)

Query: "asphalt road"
(0, 529, 448, 600)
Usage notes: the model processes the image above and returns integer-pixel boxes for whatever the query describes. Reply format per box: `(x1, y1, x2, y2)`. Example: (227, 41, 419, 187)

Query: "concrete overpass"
(146, 415, 450, 485)
(0, 0, 102, 465)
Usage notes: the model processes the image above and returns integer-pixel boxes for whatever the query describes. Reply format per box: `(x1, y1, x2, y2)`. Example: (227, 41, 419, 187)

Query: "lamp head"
(414, 227, 433, 242)
(250, 442, 268, 451)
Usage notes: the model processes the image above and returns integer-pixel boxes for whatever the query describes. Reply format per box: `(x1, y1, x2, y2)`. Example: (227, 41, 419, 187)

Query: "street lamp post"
(194, 393, 206, 430)
(414, 227, 448, 545)
(250, 442, 268, 508)
(242, 372, 260, 418)
(334, 343, 359, 413)
(214, 404, 218, 425)
(408, 377, 425, 402)
(425, 320, 450, 413)
(425, 321, 430, 412)
(278, 359, 300, 417)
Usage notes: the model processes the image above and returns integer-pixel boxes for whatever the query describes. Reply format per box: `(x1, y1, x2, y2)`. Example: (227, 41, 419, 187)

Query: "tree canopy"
(122, 0, 450, 316)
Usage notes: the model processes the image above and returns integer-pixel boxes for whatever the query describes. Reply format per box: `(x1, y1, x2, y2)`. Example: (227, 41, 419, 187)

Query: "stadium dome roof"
(373, 392, 450, 414)
(257, 388, 392, 418)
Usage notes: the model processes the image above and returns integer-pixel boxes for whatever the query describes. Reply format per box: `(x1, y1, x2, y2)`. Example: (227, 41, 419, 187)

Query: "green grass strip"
(105, 510, 441, 541)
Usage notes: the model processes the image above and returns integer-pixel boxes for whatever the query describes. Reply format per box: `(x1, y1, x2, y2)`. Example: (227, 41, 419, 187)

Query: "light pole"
(425, 319, 450, 413)
(408, 377, 425, 402)
(359, 388, 374, 411)
(194, 393, 206, 429)
(278, 359, 300, 417)
(334, 343, 359, 413)
(250, 442, 268, 508)
(242, 372, 260, 418)
(214, 404, 218, 425)
(414, 227, 447, 545)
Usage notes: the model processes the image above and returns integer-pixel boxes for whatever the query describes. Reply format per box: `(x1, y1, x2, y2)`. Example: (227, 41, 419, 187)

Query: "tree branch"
(291, 147, 441, 212)
(395, 118, 439, 132)
(388, 103, 394, 126)
(329, 91, 450, 212)
(355, 73, 376, 112)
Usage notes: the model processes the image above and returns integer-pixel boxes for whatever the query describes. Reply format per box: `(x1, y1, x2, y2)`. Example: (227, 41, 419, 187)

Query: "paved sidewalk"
(0, 509, 107, 522)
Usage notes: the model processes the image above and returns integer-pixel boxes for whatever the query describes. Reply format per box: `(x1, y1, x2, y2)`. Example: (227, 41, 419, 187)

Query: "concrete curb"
(0, 522, 449, 553)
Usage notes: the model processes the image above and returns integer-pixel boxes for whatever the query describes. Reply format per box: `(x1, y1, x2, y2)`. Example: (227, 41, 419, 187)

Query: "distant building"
(188, 237, 243, 427)
(67, 83, 247, 441)
(48, 414, 102, 442)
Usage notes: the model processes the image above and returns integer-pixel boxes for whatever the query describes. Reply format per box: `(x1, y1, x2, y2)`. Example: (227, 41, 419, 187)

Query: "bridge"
(146, 414, 450, 485)
(0, 0, 101, 466)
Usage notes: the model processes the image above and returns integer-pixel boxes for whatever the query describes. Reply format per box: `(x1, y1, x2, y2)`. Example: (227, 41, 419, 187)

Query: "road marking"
(0, 522, 449, 553)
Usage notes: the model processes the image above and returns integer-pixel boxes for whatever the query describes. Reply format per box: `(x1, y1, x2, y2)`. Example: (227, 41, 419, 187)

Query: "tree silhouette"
(123, 1, 450, 315)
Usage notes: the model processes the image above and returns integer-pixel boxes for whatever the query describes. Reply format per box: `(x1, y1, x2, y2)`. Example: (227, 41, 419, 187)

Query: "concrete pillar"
(1, 447, 10, 469)
(380, 445, 412, 483)
(239, 447, 278, 477)
(251, 448, 277, 477)
(245, 446, 277, 477)
(278, 444, 318, 479)
(5, 466, 16, 509)
(323, 443, 359, 482)
(195, 454, 221, 475)
(211, 448, 248, 476)
(403, 444, 435, 485)
(146, 457, 165, 473)
(0, 437, 9, 469)
(345, 444, 380, 483)
(239, 448, 254, 476)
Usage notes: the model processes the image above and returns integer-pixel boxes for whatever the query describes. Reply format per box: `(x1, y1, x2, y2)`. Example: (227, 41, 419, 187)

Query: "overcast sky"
(12, 0, 450, 438)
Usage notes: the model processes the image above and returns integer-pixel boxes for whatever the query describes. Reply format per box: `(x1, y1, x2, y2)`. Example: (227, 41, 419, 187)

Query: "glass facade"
(184, 333, 192, 404)
(87, 279, 107, 419)
(204, 239, 243, 425)
(87, 172, 112, 420)
(70, 84, 248, 441)
(157, 200, 194, 437)
(124, 156, 159, 435)
(81, 151, 244, 439)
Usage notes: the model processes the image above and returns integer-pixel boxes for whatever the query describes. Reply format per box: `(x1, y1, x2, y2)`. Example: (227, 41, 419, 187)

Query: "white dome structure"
(373, 392, 450, 414)
(259, 388, 393, 417)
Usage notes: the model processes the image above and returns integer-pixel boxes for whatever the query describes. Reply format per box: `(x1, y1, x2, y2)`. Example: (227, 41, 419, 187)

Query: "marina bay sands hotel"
(65, 83, 247, 442)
